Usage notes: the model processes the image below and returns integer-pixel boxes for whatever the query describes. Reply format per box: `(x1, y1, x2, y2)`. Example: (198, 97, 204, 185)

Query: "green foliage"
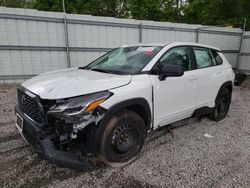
(129, 0, 186, 22)
(0, 0, 249, 30)
(183, 0, 246, 28)
(27, 0, 130, 17)
(0, 0, 30, 8)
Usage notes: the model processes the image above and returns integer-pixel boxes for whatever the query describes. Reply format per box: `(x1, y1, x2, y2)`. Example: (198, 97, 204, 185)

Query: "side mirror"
(158, 64, 184, 81)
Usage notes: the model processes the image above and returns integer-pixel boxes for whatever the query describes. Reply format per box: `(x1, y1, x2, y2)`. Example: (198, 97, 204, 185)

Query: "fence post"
(235, 29, 244, 74)
(236, 18, 247, 74)
(139, 23, 142, 43)
(62, 0, 71, 68)
(195, 28, 199, 43)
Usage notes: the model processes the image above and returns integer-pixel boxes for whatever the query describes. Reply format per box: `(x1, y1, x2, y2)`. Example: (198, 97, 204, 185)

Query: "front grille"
(17, 89, 43, 123)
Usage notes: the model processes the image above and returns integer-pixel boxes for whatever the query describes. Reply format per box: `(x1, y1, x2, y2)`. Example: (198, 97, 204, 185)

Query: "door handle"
(189, 76, 197, 81)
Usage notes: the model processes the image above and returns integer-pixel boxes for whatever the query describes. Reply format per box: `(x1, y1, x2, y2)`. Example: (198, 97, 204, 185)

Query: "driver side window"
(152, 46, 192, 74)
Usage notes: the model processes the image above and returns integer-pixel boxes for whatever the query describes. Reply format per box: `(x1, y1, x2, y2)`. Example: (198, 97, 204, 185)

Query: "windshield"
(85, 46, 162, 74)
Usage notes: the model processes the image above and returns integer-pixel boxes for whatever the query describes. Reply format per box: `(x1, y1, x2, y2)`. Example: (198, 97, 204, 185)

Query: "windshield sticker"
(144, 50, 154, 56)
(137, 47, 155, 51)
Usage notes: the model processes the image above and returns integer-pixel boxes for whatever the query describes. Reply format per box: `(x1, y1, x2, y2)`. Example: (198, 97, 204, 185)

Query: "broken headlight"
(47, 91, 112, 124)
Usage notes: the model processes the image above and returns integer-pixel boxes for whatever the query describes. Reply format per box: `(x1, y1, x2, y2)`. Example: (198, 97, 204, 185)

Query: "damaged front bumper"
(15, 106, 94, 170)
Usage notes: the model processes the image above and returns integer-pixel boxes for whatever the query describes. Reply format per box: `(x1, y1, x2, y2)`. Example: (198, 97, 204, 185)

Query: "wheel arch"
(215, 81, 233, 102)
(93, 98, 151, 155)
(101, 98, 151, 130)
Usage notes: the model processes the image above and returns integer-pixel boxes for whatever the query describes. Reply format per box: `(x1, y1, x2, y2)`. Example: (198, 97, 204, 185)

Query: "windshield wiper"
(81, 67, 127, 75)
(78, 66, 87, 69)
(90, 68, 113, 74)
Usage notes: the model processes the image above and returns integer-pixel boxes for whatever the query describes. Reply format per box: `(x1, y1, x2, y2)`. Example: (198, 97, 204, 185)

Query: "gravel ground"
(0, 78, 250, 188)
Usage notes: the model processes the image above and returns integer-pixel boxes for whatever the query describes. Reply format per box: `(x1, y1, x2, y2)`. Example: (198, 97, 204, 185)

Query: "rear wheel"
(98, 110, 146, 166)
(208, 87, 231, 121)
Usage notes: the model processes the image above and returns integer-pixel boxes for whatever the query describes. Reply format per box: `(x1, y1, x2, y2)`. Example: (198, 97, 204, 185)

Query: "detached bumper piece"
(39, 138, 89, 170)
(15, 106, 90, 170)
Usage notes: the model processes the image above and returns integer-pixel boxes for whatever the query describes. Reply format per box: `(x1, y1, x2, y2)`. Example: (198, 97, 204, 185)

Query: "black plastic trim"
(215, 81, 233, 103)
(17, 85, 47, 127)
(104, 98, 151, 128)
(192, 106, 213, 117)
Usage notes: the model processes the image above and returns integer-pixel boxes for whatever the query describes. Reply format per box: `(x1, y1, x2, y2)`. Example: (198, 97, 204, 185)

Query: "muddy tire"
(208, 87, 231, 121)
(98, 110, 146, 167)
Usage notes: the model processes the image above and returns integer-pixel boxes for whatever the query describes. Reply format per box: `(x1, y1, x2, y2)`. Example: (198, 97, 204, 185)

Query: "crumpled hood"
(22, 68, 131, 99)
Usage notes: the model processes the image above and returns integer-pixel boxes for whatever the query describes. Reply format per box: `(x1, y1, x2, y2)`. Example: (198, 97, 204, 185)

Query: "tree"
(240, 0, 250, 30)
(0, 0, 248, 30)
(28, 0, 59, 12)
(183, 0, 244, 28)
(128, 0, 162, 21)
(0, 0, 30, 8)
(28, 0, 130, 17)
(161, 0, 186, 22)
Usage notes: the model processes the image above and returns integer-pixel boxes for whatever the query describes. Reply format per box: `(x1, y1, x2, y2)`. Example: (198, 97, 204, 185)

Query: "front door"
(149, 46, 197, 127)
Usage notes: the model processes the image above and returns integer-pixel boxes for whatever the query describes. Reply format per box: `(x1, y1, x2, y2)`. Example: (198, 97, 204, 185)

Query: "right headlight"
(47, 91, 112, 123)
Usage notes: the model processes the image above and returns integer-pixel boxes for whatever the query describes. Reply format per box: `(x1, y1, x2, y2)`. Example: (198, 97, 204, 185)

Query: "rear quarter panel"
(219, 52, 235, 84)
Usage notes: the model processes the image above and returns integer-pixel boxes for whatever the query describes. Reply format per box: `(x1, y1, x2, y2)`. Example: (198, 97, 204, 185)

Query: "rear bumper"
(15, 105, 90, 170)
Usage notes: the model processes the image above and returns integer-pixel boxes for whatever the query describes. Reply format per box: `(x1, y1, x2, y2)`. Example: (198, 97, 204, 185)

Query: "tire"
(208, 87, 232, 121)
(98, 110, 146, 166)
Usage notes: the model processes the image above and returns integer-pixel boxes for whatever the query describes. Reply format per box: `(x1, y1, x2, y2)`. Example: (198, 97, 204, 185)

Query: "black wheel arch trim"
(192, 106, 213, 117)
(100, 98, 151, 130)
(215, 81, 233, 103)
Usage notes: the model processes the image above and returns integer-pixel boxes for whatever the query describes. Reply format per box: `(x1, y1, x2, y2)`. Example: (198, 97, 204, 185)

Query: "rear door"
(191, 47, 224, 108)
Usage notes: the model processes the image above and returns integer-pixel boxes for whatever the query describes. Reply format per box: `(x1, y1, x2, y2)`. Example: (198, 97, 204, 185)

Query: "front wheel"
(208, 87, 232, 121)
(98, 110, 146, 166)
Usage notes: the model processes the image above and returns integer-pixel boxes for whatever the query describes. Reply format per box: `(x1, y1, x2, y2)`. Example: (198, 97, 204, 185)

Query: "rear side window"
(211, 50, 223, 65)
(193, 47, 216, 69)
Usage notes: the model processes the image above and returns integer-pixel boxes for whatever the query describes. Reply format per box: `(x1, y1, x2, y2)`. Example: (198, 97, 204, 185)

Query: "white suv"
(15, 42, 234, 169)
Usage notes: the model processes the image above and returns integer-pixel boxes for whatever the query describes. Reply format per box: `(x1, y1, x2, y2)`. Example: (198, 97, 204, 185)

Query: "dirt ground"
(0, 78, 250, 188)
